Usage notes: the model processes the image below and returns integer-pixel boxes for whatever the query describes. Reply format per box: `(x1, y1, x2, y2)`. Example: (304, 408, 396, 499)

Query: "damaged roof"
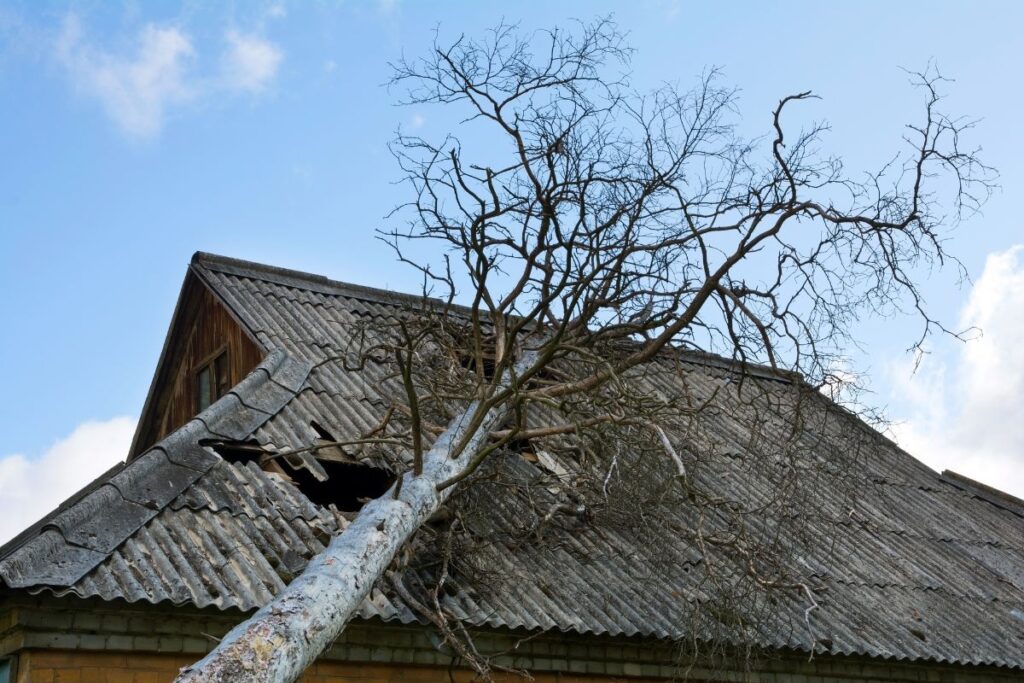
(2, 252, 1024, 669)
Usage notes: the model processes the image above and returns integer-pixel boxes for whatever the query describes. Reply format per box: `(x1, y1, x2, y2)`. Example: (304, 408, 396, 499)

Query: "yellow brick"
(311, 661, 363, 677)
(124, 655, 168, 671)
(389, 666, 460, 682)
(28, 652, 78, 668)
(31, 652, 127, 670)
(29, 669, 55, 683)
(78, 669, 103, 683)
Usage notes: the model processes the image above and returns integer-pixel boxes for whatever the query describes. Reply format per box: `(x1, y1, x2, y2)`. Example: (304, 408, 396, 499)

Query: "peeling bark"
(175, 352, 538, 683)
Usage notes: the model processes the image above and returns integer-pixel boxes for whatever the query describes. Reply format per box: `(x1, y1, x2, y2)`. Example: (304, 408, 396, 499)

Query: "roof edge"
(941, 469, 1024, 519)
(127, 265, 197, 459)
(0, 460, 128, 563)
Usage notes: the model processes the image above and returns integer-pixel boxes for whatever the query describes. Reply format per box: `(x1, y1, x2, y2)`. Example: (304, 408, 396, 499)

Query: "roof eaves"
(0, 460, 127, 563)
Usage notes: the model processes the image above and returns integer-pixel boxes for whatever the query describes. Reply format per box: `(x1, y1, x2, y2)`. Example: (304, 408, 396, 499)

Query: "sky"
(0, 1, 1022, 542)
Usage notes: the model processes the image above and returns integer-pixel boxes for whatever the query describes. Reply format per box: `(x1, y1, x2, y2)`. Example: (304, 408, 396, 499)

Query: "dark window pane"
(197, 366, 212, 412)
(214, 352, 230, 399)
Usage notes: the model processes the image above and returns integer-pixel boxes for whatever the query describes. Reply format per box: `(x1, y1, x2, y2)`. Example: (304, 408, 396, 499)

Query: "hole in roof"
(508, 436, 537, 463)
(457, 337, 560, 387)
(280, 421, 396, 511)
(310, 420, 334, 442)
(281, 459, 396, 512)
(203, 440, 265, 464)
(205, 432, 396, 513)
(459, 346, 498, 380)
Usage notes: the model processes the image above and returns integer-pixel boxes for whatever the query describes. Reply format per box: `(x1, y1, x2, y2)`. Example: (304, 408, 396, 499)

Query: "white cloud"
(57, 17, 195, 138)
(221, 30, 282, 94)
(0, 417, 136, 545)
(55, 16, 283, 138)
(410, 113, 425, 130)
(888, 245, 1024, 498)
(651, 0, 683, 21)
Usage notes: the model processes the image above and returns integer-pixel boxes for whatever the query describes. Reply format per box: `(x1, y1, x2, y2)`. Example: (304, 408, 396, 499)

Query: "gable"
(130, 267, 265, 456)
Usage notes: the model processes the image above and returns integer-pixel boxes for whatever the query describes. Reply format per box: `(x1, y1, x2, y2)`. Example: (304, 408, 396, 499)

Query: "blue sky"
(1, 1, 1023, 537)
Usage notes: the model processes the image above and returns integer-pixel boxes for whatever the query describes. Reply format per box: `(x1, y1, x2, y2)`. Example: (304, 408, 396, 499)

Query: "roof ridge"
(192, 251, 432, 309)
(191, 251, 796, 384)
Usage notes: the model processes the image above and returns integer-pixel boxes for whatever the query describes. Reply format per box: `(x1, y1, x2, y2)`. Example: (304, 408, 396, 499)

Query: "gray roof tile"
(110, 450, 203, 510)
(47, 484, 155, 553)
(0, 530, 107, 587)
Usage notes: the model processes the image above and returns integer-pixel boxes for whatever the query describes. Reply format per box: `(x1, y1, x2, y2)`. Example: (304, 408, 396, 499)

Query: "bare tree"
(177, 19, 992, 682)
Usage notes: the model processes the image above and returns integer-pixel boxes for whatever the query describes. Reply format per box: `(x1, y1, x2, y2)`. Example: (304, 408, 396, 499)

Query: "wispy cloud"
(0, 417, 136, 544)
(221, 29, 283, 94)
(55, 16, 283, 138)
(889, 244, 1024, 498)
(57, 16, 196, 138)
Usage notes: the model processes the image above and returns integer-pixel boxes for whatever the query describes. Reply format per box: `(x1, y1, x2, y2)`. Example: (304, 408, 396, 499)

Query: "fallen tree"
(176, 18, 992, 682)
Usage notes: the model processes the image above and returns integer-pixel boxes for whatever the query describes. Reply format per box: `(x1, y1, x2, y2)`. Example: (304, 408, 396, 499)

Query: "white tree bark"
(175, 351, 538, 682)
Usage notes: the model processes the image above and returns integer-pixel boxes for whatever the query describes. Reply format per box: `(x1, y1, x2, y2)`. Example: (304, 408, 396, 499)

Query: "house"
(1, 252, 1022, 682)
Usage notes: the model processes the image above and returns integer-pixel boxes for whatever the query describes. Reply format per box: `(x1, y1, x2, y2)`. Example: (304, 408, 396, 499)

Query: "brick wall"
(14, 648, 1024, 683)
(14, 649, 1024, 683)
(14, 650, 665, 683)
(4, 598, 1023, 683)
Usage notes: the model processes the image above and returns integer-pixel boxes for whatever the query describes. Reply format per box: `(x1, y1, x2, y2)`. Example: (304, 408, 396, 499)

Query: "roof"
(2, 251, 1024, 669)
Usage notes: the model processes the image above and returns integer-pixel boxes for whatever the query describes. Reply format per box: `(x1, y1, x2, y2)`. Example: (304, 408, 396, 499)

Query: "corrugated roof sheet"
(2, 252, 1023, 670)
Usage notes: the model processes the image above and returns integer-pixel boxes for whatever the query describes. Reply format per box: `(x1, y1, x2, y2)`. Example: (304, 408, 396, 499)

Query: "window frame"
(0, 656, 17, 683)
(194, 346, 230, 413)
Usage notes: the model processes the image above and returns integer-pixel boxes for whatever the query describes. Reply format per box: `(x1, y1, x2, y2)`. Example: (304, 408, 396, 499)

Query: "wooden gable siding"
(131, 273, 264, 455)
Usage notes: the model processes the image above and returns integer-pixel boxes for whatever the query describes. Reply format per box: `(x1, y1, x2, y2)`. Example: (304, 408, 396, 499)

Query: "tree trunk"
(175, 352, 538, 682)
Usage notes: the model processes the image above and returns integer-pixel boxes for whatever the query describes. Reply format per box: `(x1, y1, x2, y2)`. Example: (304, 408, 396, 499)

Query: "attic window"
(196, 349, 230, 412)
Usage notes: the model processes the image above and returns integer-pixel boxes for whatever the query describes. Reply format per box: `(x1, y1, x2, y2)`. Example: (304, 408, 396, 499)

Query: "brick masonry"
(2, 596, 1021, 682)
(14, 650, 674, 682)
